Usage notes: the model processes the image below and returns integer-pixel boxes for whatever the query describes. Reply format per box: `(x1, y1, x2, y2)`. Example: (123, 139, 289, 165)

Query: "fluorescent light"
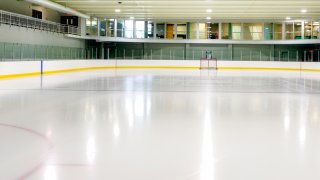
(301, 9, 307, 13)
(130, 16, 134, 19)
(206, 9, 212, 13)
(206, 17, 211, 20)
(115, 9, 121, 13)
(286, 17, 291, 20)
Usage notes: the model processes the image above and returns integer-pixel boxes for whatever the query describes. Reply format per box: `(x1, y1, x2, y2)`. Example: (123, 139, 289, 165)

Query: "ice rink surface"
(1, 69, 320, 180)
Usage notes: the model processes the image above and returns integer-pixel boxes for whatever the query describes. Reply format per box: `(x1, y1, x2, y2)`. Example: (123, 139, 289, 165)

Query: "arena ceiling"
(52, 0, 320, 21)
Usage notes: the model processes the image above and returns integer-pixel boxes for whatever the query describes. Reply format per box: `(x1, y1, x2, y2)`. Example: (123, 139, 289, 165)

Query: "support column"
(270, 45, 275, 61)
(196, 23, 200, 39)
(186, 22, 190, 39)
(174, 23, 178, 39)
(114, 19, 118, 38)
(282, 22, 285, 40)
(228, 44, 233, 60)
(97, 18, 100, 37)
(80, 18, 86, 37)
(100, 43, 104, 59)
(154, 22, 157, 39)
(144, 21, 148, 38)
(143, 43, 146, 59)
(241, 23, 244, 40)
(262, 23, 265, 40)
(219, 22, 222, 40)
(185, 43, 190, 60)
(133, 20, 136, 38)
(228, 23, 232, 39)
(164, 23, 167, 39)
(301, 21, 305, 40)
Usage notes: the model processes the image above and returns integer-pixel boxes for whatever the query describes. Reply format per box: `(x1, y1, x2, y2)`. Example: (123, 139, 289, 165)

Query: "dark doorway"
(32, 9, 42, 19)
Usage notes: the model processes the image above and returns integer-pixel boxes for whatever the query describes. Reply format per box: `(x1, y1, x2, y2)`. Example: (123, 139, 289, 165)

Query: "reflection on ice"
(200, 95, 214, 180)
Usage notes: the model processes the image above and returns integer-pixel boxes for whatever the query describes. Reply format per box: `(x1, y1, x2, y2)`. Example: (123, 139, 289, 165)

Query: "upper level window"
(274, 23, 282, 40)
(305, 21, 320, 39)
(264, 23, 274, 40)
(244, 23, 263, 40)
(32, 9, 42, 19)
(189, 23, 197, 39)
(156, 23, 165, 39)
(136, 21, 145, 39)
(232, 23, 242, 40)
(86, 18, 98, 36)
(125, 20, 134, 38)
(285, 22, 294, 40)
(207, 23, 219, 39)
(147, 21, 154, 38)
(177, 24, 186, 39)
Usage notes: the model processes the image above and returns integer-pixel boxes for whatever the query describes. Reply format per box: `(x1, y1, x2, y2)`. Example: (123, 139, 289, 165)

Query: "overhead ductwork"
(24, 0, 90, 19)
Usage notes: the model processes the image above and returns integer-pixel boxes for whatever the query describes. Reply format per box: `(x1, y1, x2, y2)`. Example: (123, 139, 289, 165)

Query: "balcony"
(76, 19, 320, 44)
(0, 10, 81, 36)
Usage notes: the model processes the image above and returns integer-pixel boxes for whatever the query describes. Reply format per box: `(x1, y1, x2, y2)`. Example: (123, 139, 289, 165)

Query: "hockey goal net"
(200, 58, 218, 70)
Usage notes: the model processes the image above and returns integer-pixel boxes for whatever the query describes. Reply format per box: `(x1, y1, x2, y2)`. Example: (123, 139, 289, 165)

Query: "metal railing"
(91, 47, 320, 62)
(0, 42, 86, 61)
(0, 41, 319, 62)
(0, 10, 80, 35)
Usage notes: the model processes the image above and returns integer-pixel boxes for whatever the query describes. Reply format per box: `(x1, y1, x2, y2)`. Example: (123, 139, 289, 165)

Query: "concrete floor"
(1, 69, 320, 180)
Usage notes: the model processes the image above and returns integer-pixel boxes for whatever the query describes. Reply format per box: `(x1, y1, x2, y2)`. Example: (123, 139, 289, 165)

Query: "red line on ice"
(0, 123, 54, 180)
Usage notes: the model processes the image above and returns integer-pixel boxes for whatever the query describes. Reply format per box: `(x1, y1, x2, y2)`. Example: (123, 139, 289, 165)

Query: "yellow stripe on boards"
(43, 66, 117, 75)
(0, 72, 40, 80)
(300, 68, 320, 72)
(43, 66, 199, 75)
(217, 67, 300, 71)
(115, 66, 198, 69)
(1, 66, 320, 80)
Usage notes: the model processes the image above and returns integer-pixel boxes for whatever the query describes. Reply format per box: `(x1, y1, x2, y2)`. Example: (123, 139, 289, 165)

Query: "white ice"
(0, 69, 320, 180)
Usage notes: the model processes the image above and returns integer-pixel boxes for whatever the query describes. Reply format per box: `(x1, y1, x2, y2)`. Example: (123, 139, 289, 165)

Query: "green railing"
(1, 42, 319, 62)
(102, 47, 320, 62)
(0, 42, 86, 61)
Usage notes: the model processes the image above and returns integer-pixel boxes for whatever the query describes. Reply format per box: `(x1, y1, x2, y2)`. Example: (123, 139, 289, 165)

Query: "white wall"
(0, 24, 84, 48)
(43, 60, 115, 72)
(301, 62, 320, 70)
(116, 60, 199, 67)
(43, 60, 199, 72)
(0, 61, 39, 76)
(218, 61, 301, 69)
(1, 60, 320, 77)
(1, 0, 61, 22)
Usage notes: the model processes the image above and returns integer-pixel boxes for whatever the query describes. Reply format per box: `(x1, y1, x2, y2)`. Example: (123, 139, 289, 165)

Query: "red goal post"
(200, 58, 218, 70)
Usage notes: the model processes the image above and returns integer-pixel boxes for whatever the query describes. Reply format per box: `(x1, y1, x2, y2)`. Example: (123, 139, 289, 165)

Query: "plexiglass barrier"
(101, 48, 320, 62)
(1, 42, 319, 62)
(0, 42, 86, 61)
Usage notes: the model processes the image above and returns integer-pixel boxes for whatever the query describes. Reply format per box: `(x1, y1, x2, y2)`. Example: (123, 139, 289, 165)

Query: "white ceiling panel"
(52, 0, 320, 21)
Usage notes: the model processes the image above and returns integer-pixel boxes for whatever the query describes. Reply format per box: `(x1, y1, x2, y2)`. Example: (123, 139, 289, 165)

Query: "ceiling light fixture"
(206, 9, 212, 13)
(301, 9, 307, 13)
(286, 17, 291, 20)
(130, 16, 134, 19)
(115, 9, 121, 13)
(206, 17, 211, 20)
